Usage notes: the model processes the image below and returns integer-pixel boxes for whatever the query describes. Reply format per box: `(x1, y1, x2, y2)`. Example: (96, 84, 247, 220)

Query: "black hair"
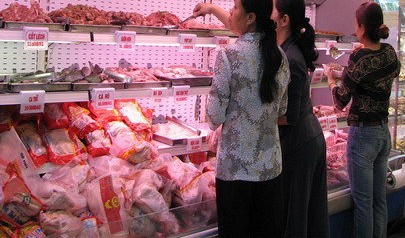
(275, 0, 318, 72)
(242, 0, 282, 103)
(356, 2, 389, 43)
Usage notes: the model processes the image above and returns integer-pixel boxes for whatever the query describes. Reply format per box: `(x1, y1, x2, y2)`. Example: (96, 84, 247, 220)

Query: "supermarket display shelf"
(155, 140, 209, 156)
(0, 86, 211, 105)
(0, 29, 234, 47)
(0, 28, 358, 49)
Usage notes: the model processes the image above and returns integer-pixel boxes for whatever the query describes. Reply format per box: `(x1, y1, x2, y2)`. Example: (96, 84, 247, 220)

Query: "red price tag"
(19, 90, 45, 114)
(179, 34, 197, 52)
(99, 176, 124, 234)
(173, 85, 190, 103)
(23, 27, 48, 50)
(187, 137, 202, 153)
(318, 117, 329, 131)
(311, 68, 324, 84)
(214, 36, 230, 49)
(115, 31, 136, 51)
(91, 88, 115, 110)
(327, 115, 338, 130)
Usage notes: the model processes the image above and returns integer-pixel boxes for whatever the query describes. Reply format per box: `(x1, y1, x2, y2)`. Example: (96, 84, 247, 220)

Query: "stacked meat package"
(0, 99, 217, 237)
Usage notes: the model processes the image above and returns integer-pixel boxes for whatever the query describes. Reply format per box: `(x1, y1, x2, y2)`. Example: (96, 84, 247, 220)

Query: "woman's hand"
(325, 67, 338, 90)
(193, 3, 213, 17)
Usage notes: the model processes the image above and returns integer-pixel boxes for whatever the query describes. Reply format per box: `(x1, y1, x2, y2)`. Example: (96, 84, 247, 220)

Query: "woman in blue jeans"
(326, 2, 400, 238)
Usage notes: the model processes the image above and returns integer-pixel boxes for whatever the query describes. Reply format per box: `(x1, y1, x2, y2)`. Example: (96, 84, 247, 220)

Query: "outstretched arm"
(193, 3, 230, 29)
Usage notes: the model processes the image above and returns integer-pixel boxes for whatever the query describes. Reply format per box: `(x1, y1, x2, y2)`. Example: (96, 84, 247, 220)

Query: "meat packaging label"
(99, 176, 124, 234)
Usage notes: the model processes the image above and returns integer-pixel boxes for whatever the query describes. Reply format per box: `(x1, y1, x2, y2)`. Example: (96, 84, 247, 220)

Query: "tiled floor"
(388, 218, 405, 238)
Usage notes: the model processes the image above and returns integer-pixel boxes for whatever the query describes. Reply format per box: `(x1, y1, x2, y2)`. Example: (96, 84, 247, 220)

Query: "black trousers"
(282, 134, 330, 238)
(216, 176, 284, 238)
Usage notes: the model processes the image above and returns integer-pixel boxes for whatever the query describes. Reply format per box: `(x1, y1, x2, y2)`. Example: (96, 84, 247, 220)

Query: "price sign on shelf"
(311, 68, 324, 84)
(23, 26, 49, 50)
(327, 115, 338, 130)
(90, 88, 115, 110)
(173, 85, 190, 103)
(318, 116, 329, 131)
(214, 36, 230, 49)
(115, 31, 136, 51)
(150, 87, 168, 103)
(178, 34, 197, 52)
(20, 90, 45, 114)
(187, 137, 203, 153)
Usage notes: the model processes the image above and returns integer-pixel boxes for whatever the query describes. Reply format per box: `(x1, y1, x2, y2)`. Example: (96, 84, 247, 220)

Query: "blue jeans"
(347, 124, 391, 238)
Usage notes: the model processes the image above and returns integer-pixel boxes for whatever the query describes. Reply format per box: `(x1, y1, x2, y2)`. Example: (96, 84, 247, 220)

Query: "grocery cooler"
(0, 0, 405, 237)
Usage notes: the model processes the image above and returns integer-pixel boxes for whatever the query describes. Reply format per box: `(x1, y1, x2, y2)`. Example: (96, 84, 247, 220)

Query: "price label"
(311, 68, 324, 84)
(115, 31, 136, 51)
(351, 42, 362, 51)
(187, 137, 202, 153)
(173, 85, 190, 103)
(325, 40, 337, 55)
(318, 116, 329, 131)
(214, 36, 230, 49)
(150, 87, 168, 103)
(90, 88, 115, 110)
(20, 90, 45, 114)
(327, 115, 338, 130)
(179, 34, 197, 52)
(23, 26, 49, 50)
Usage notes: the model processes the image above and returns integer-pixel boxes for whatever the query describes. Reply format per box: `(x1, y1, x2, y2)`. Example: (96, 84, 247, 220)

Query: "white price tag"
(115, 31, 136, 51)
(318, 116, 329, 131)
(327, 115, 338, 130)
(311, 68, 324, 84)
(351, 42, 362, 51)
(214, 36, 230, 49)
(90, 88, 115, 110)
(173, 85, 190, 103)
(23, 26, 49, 50)
(150, 87, 168, 103)
(187, 137, 203, 153)
(325, 40, 337, 55)
(179, 34, 197, 52)
(19, 90, 45, 114)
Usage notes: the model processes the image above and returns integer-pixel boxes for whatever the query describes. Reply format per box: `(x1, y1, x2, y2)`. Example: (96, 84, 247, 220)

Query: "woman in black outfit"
(272, 0, 330, 237)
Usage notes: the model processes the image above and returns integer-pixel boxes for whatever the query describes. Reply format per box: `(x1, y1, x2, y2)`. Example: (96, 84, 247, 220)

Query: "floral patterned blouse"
(206, 32, 290, 181)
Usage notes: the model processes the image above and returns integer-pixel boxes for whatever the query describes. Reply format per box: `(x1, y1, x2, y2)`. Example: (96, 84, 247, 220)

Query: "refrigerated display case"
(0, 0, 405, 237)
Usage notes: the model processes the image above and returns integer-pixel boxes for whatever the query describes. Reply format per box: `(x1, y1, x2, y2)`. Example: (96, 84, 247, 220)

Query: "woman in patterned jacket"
(204, 0, 290, 237)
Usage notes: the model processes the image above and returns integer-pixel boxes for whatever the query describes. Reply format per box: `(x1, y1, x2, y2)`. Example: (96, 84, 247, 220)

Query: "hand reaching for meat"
(193, 3, 214, 17)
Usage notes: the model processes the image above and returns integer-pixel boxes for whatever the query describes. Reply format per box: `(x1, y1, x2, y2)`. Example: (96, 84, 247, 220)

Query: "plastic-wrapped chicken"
(0, 173, 44, 227)
(42, 129, 77, 165)
(106, 121, 157, 164)
(62, 102, 101, 139)
(150, 156, 201, 190)
(173, 171, 216, 229)
(39, 210, 83, 237)
(85, 129, 111, 158)
(32, 182, 87, 216)
(115, 99, 152, 132)
(43, 103, 70, 130)
(15, 122, 48, 168)
(88, 155, 136, 179)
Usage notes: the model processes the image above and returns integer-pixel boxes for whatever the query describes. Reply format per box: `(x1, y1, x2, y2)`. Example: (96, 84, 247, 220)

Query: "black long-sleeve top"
(278, 37, 323, 156)
(331, 43, 400, 123)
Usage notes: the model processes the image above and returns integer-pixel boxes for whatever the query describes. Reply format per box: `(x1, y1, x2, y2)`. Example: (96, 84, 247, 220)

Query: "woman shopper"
(195, 1, 329, 237)
(204, 0, 290, 237)
(271, 0, 329, 237)
(326, 2, 400, 238)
